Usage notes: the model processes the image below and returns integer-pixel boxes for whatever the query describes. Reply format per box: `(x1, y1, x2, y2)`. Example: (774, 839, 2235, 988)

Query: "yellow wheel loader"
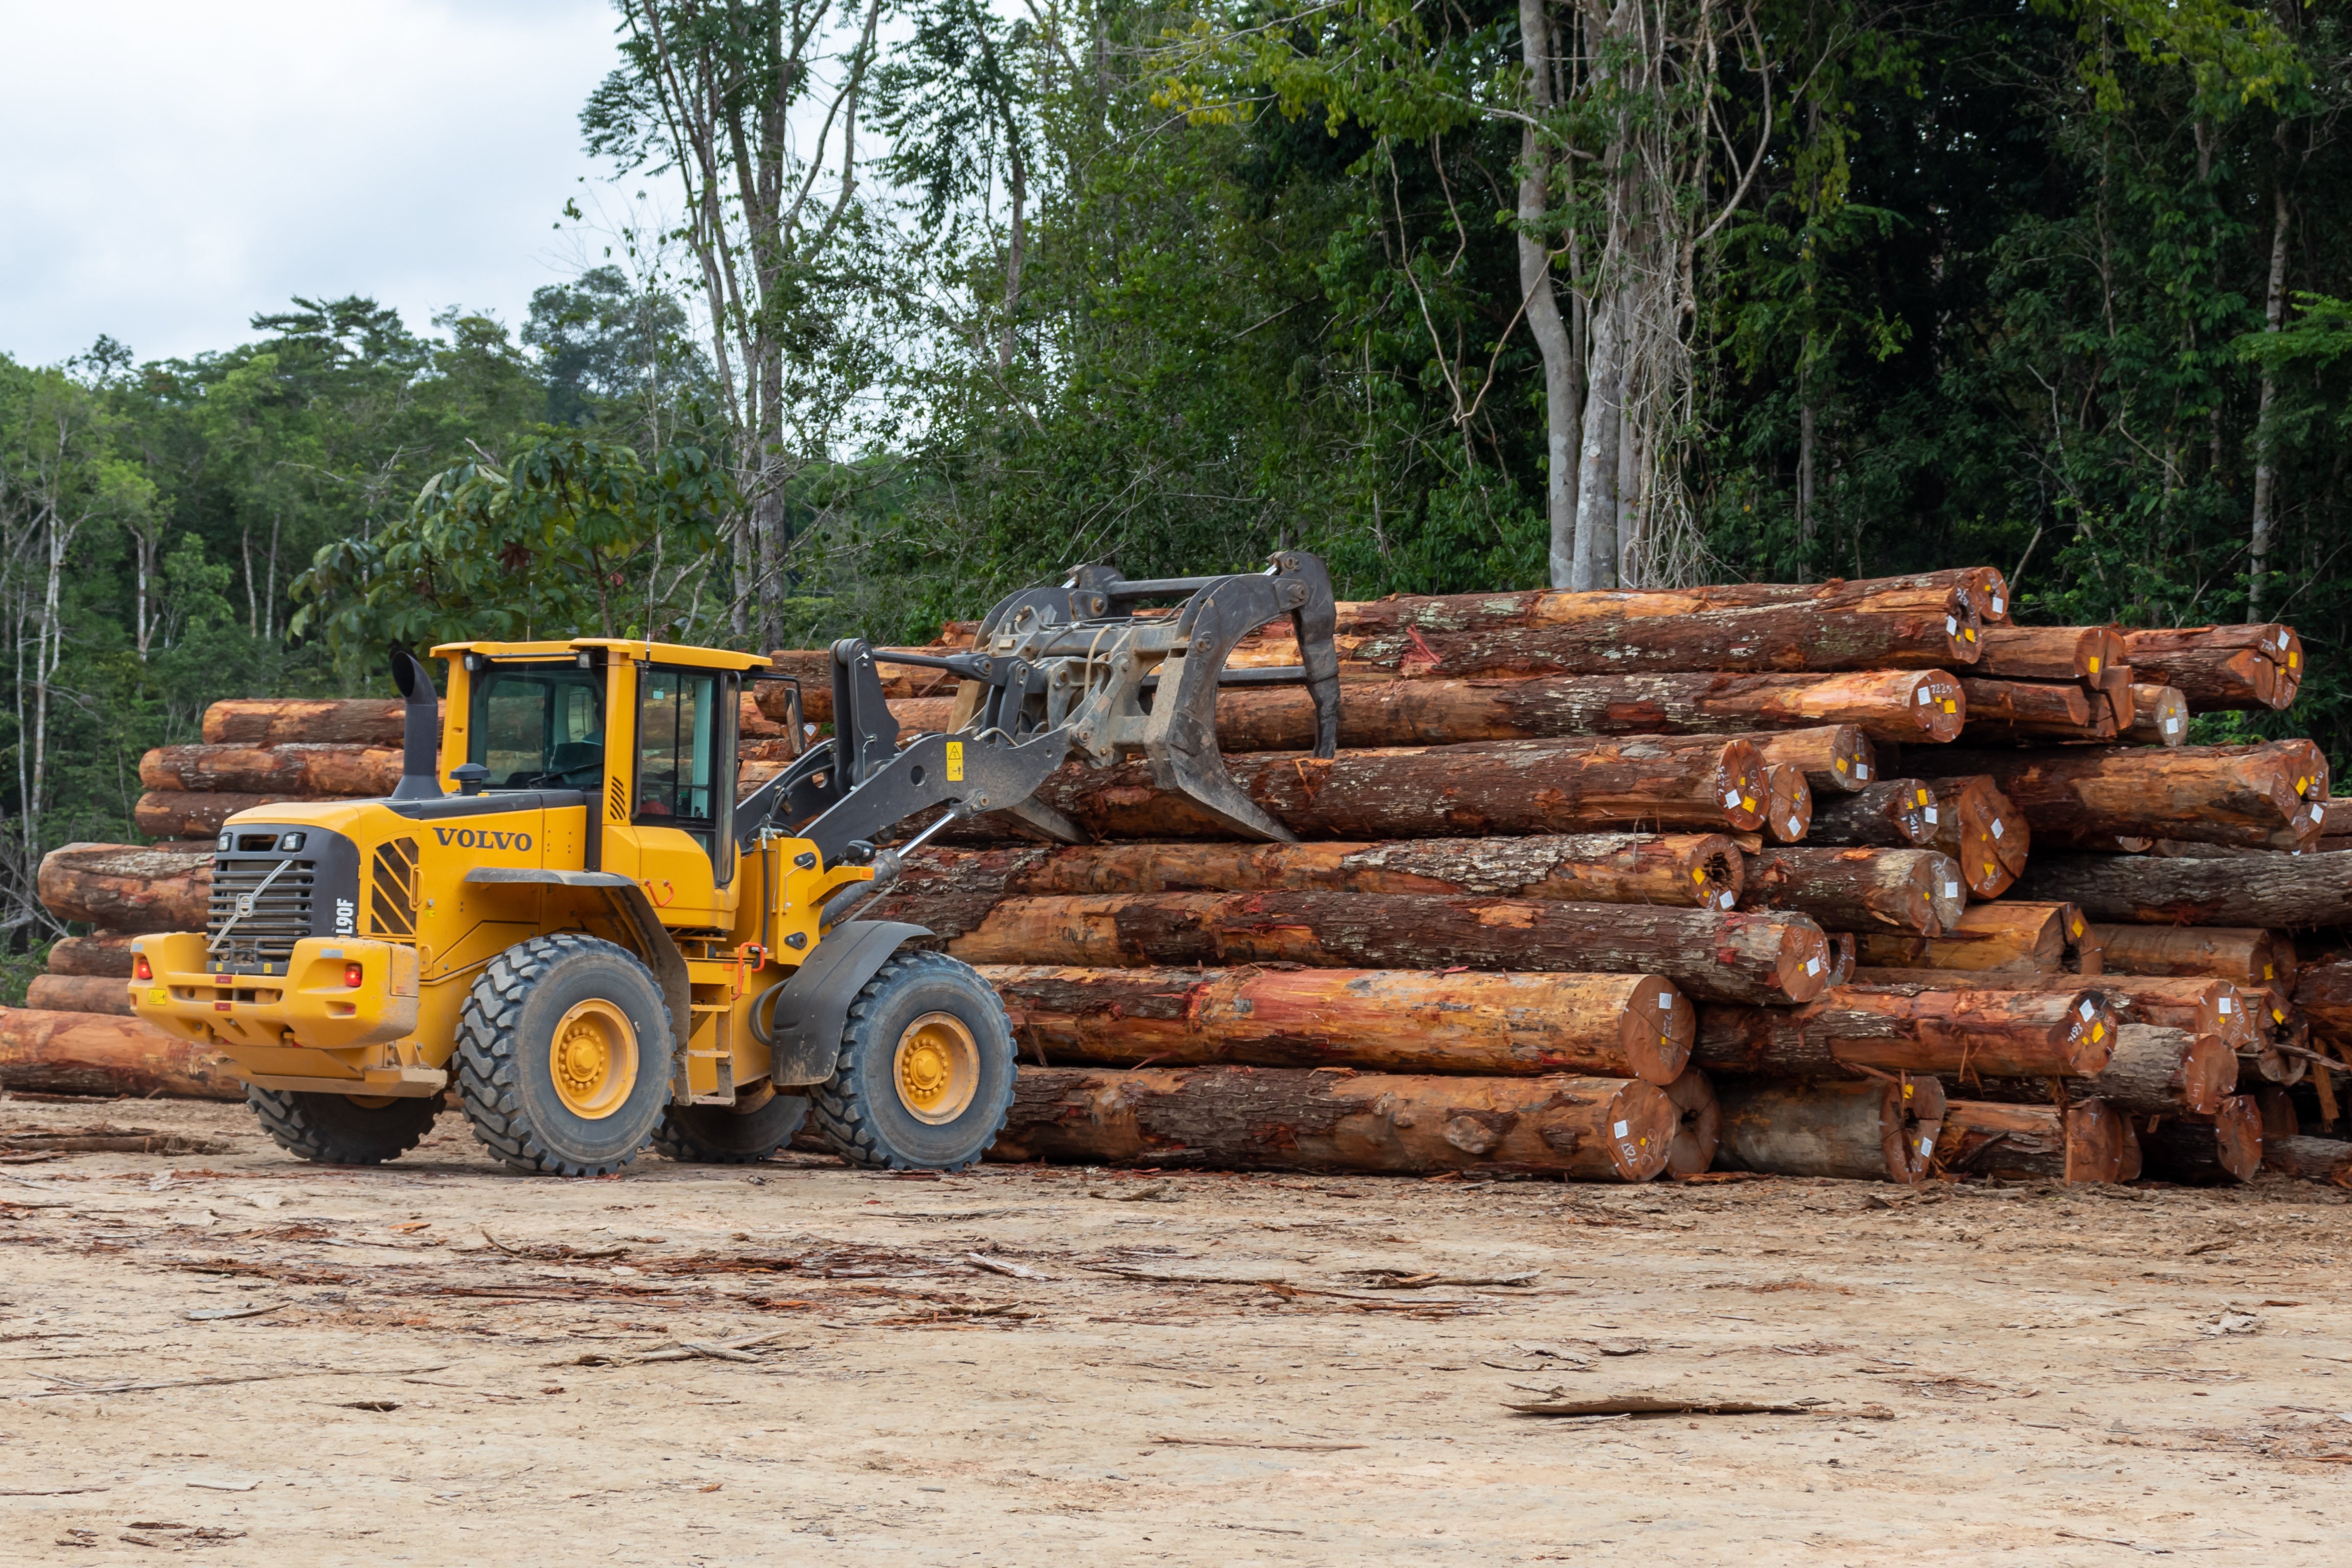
(127, 556, 1339, 1175)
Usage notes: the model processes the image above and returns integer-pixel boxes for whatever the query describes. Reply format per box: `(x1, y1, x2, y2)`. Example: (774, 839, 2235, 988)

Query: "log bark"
(1804, 780, 1934, 849)
(2120, 625, 2299, 712)
(25, 975, 132, 1016)
(140, 743, 403, 797)
(982, 1066, 1677, 1180)
(978, 966, 1694, 1084)
(1189, 670, 1966, 753)
(2093, 926, 2294, 990)
(1924, 743, 2327, 850)
(1695, 986, 2118, 1079)
(1972, 1025, 2236, 1117)
(2139, 1098, 2263, 1183)
(758, 644, 965, 723)
(0, 1009, 244, 1100)
(1750, 726, 1873, 798)
(1715, 1073, 1947, 1184)
(45, 933, 139, 977)
(987, 736, 1771, 841)
(2122, 685, 2190, 747)
(1852, 971, 2248, 1049)
(1853, 901, 2097, 975)
(2262, 1133, 2352, 1185)
(1973, 625, 2127, 685)
(206, 692, 782, 745)
(1648, 568, 2005, 623)
(1956, 680, 2116, 745)
(2118, 1113, 2144, 1181)
(1940, 1099, 2125, 1184)
(2251, 1084, 2301, 1143)
(1739, 848, 1964, 937)
(1762, 765, 1812, 846)
(1220, 587, 1982, 678)
(901, 834, 1745, 914)
(1664, 1069, 1721, 1178)
(2015, 850, 2352, 929)
(2294, 958, 2352, 1047)
(135, 791, 365, 840)
(37, 842, 212, 931)
(896, 891, 1832, 1005)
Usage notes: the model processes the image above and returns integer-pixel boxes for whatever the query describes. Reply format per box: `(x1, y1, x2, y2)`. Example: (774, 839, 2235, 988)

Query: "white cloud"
(0, 0, 624, 366)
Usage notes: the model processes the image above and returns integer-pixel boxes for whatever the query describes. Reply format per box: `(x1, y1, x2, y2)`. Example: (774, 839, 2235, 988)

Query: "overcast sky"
(0, 0, 627, 368)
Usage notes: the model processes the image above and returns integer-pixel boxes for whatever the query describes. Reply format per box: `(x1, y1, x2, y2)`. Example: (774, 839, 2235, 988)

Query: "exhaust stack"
(389, 647, 445, 801)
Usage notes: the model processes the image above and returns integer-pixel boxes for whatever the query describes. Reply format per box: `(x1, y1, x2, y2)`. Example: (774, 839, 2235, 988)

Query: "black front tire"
(246, 1086, 440, 1166)
(653, 1090, 810, 1164)
(453, 933, 673, 1177)
(807, 950, 1016, 1171)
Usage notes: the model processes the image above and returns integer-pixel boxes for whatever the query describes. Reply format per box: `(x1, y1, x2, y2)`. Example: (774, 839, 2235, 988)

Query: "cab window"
(636, 668, 718, 850)
(468, 664, 605, 790)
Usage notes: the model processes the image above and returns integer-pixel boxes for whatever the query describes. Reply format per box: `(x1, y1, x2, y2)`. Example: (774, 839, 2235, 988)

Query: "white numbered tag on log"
(1924, 807, 1939, 824)
(1990, 819, 2004, 838)
(1612, 1120, 1629, 1139)
(2218, 997, 2233, 1014)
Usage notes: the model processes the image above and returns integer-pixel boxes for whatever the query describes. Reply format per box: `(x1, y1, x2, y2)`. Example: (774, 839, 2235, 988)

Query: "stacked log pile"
(15, 568, 2349, 1192)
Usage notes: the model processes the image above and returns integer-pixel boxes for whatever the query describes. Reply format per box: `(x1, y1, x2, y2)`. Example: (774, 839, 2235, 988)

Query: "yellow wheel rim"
(549, 999, 638, 1120)
(893, 1012, 980, 1126)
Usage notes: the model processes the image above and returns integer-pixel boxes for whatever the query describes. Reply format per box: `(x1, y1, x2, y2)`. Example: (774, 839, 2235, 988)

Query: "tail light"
(343, 962, 364, 988)
(133, 955, 152, 981)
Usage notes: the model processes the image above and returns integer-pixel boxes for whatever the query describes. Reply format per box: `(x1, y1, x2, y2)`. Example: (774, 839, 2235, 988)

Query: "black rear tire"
(246, 1086, 439, 1166)
(453, 933, 672, 1177)
(807, 950, 1015, 1171)
(653, 1090, 809, 1164)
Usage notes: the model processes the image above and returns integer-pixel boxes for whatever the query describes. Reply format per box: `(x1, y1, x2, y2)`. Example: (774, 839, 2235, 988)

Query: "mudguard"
(763, 921, 933, 1087)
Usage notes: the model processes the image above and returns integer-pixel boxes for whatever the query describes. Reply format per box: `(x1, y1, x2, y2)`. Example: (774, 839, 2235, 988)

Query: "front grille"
(206, 857, 317, 973)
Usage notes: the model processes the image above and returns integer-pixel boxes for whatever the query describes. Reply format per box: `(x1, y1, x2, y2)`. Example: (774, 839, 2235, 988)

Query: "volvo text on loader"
(128, 556, 1340, 1174)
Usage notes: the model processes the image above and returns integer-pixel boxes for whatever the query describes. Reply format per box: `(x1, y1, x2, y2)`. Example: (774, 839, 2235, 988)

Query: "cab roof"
(429, 637, 773, 673)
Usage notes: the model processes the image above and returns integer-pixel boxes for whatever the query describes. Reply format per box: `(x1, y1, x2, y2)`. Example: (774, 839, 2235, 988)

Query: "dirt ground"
(2, 1095, 2349, 1566)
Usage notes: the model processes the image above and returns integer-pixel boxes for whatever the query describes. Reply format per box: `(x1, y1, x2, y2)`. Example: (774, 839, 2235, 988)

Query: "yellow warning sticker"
(946, 740, 965, 782)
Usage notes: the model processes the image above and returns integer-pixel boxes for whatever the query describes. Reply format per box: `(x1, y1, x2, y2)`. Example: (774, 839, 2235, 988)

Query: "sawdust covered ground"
(1, 1096, 2348, 1565)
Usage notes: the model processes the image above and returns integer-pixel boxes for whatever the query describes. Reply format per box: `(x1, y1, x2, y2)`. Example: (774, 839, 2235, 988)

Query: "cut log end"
(1664, 1069, 1721, 1178)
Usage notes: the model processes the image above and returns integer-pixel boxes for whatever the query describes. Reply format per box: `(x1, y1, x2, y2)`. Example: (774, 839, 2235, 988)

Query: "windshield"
(468, 663, 606, 790)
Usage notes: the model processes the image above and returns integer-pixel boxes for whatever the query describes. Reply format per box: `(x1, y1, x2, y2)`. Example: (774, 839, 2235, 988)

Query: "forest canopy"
(3, 0, 2348, 954)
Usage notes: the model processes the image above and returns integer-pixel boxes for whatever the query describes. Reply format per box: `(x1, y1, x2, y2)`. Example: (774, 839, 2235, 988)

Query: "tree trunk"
(891, 890, 1831, 1005)
(203, 698, 421, 746)
(1695, 985, 2117, 1079)
(1762, 764, 1811, 845)
(1805, 780, 1934, 849)
(38, 842, 212, 931)
(135, 791, 364, 841)
(1224, 594, 1979, 679)
(1939, 1099, 2125, 1184)
(1739, 848, 1964, 936)
(1188, 669, 1966, 754)
(1974, 625, 2127, 684)
(2248, 181, 2291, 622)
(1853, 971, 2249, 1050)
(1663, 1068, 1720, 1178)
(0, 1010, 244, 1100)
(46, 932, 140, 977)
(2138, 1097, 2262, 1183)
(899, 833, 1745, 915)
(1925, 743, 2326, 850)
(1957, 680, 2116, 745)
(1715, 1073, 1946, 1184)
(2262, 1133, 2352, 1186)
(2094, 925, 2293, 990)
(1747, 726, 1874, 797)
(983, 1065, 1677, 1180)
(2118, 625, 2300, 712)
(1970, 1024, 2236, 1117)
(1572, 277, 1625, 591)
(980, 965, 1692, 1083)
(26, 974, 132, 1016)
(1850, 900, 2096, 975)
(141, 744, 404, 797)
(1519, 0, 1581, 588)
(2015, 849, 2352, 928)
(2121, 685, 2189, 747)
(975, 736, 1771, 841)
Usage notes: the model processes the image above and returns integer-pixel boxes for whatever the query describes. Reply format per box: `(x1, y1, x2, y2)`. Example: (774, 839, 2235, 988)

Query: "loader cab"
(431, 637, 773, 929)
